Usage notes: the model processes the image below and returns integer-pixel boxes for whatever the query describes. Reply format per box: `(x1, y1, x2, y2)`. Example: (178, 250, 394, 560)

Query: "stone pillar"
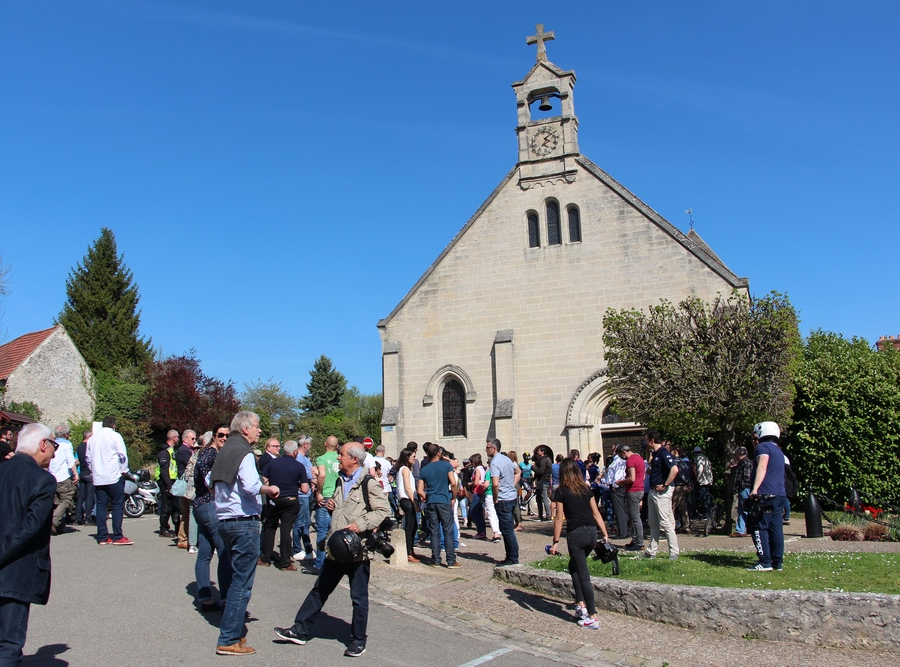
(492, 330, 516, 445)
(381, 341, 401, 456)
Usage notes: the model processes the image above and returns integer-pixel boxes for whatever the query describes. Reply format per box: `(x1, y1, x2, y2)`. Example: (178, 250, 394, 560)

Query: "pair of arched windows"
(528, 201, 581, 248)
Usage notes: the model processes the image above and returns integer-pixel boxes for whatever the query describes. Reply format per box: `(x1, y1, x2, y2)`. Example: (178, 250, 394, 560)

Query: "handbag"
(171, 477, 189, 498)
(171, 451, 199, 500)
(473, 481, 488, 495)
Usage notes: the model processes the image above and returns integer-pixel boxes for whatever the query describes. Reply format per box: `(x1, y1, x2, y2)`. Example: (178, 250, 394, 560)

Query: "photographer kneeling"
(275, 442, 390, 658)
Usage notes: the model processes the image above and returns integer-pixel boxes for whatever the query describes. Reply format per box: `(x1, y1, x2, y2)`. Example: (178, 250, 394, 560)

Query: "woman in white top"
(395, 448, 420, 563)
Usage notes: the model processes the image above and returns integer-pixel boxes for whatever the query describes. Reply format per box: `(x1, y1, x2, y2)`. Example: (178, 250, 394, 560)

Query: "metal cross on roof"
(526, 24, 555, 63)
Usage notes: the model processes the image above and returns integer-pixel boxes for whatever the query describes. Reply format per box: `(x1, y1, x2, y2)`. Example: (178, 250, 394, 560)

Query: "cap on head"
(693, 446, 703, 453)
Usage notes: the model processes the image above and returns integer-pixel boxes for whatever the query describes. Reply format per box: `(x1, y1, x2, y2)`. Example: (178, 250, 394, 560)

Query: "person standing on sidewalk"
(0, 423, 57, 665)
(417, 442, 459, 568)
(210, 411, 280, 656)
(731, 446, 753, 537)
(532, 445, 553, 522)
(259, 440, 309, 571)
(617, 444, 645, 552)
(487, 439, 520, 566)
(549, 458, 609, 630)
(85, 416, 132, 546)
(49, 425, 78, 535)
(642, 431, 679, 560)
(75, 429, 94, 525)
(604, 445, 628, 538)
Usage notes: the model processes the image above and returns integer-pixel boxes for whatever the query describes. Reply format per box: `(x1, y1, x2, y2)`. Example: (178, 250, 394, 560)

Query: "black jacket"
(0, 454, 56, 604)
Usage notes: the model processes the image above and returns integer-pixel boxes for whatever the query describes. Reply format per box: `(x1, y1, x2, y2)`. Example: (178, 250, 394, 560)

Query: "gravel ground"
(369, 517, 900, 667)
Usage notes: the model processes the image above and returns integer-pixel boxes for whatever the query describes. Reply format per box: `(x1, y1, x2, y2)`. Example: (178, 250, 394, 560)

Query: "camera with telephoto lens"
(366, 517, 397, 558)
(591, 538, 620, 575)
(745, 494, 776, 523)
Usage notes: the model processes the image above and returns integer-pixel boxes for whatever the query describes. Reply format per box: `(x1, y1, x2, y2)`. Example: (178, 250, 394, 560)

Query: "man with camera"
(274, 442, 390, 658)
(746, 421, 786, 572)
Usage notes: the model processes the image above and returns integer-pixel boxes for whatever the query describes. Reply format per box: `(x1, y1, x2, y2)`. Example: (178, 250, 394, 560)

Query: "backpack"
(784, 463, 798, 498)
(674, 458, 692, 486)
(736, 458, 754, 490)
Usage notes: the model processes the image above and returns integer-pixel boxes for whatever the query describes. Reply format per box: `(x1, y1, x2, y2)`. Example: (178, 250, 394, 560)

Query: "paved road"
(23, 514, 608, 667)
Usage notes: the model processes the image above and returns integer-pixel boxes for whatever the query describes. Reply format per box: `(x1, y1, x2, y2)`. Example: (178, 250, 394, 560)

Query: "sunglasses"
(44, 438, 59, 451)
(216, 432, 228, 438)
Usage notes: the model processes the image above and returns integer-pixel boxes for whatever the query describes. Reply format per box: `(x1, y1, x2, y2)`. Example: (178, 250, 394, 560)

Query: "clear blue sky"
(2, 1, 898, 399)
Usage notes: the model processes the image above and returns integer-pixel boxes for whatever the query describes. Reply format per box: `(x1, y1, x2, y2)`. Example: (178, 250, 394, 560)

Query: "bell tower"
(512, 24, 580, 189)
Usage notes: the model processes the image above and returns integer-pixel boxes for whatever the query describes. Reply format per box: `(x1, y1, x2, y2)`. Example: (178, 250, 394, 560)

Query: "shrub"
(829, 524, 863, 541)
(864, 522, 889, 542)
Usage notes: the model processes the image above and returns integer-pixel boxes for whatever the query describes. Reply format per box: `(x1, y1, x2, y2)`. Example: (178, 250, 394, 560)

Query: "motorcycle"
(124, 469, 161, 518)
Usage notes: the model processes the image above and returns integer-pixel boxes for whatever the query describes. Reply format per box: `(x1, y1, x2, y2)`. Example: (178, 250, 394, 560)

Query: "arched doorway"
(565, 370, 644, 460)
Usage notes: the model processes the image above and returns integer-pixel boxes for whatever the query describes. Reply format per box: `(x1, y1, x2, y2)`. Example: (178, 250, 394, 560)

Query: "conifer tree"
(299, 355, 346, 416)
(57, 228, 152, 373)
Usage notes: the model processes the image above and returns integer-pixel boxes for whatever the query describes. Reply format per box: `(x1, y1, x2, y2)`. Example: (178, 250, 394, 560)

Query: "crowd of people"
(0, 413, 791, 663)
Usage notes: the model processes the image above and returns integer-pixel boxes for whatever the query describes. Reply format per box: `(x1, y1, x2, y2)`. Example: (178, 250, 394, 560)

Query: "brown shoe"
(178, 542, 189, 549)
(407, 554, 421, 563)
(257, 558, 271, 567)
(215, 642, 256, 656)
(281, 563, 298, 571)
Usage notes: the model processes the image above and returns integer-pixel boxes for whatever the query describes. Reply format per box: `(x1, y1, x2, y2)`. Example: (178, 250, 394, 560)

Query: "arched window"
(568, 205, 582, 242)
(546, 201, 561, 245)
(442, 379, 467, 437)
(527, 212, 540, 248)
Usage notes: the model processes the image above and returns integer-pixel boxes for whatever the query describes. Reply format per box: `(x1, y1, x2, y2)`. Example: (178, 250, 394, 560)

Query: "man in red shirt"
(615, 444, 645, 552)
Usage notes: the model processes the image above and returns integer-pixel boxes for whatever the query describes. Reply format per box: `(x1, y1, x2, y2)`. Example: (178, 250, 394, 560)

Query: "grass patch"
(532, 550, 900, 595)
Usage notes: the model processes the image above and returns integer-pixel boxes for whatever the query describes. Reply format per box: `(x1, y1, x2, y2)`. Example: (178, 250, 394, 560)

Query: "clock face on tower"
(530, 127, 559, 156)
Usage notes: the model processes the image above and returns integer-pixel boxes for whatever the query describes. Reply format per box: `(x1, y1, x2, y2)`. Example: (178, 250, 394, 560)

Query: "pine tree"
(57, 228, 152, 373)
(299, 355, 346, 416)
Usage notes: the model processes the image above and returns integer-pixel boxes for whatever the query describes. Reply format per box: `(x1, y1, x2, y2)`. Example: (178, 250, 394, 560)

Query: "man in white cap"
(747, 422, 786, 572)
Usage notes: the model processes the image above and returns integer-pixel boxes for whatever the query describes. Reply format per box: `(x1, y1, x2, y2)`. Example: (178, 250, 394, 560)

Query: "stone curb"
(364, 573, 661, 666)
(493, 564, 900, 653)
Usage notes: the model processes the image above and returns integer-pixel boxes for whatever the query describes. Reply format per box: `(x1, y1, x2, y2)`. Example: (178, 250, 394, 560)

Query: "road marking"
(455, 647, 514, 667)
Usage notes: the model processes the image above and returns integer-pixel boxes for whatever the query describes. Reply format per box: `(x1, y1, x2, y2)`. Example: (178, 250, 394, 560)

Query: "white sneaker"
(188, 546, 197, 554)
(574, 604, 589, 620)
(292, 550, 307, 562)
(578, 617, 600, 629)
(458, 541, 466, 548)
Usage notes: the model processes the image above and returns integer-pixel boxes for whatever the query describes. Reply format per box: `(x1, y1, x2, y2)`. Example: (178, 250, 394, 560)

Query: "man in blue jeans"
(210, 411, 280, 656)
(417, 442, 459, 568)
(292, 436, 316, 561)
(486, 439, 520, 566)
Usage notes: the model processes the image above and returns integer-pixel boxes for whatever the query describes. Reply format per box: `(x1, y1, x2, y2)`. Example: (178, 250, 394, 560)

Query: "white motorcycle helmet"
(753, 421, 780, 440)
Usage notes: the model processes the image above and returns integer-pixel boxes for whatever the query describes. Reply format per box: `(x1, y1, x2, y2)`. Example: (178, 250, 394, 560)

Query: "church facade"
(378, 27, 748, 460)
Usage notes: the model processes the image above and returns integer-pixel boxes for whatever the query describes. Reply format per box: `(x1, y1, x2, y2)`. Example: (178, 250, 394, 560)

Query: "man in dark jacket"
(532, 445, 553, 522)
(157, 429, 180, 537)
(0, 423, 57, 665)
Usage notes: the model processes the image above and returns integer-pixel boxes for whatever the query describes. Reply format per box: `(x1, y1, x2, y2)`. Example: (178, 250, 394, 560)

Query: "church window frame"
(440, 377, 467, 439)
(527, 211, 540, 248)
(567, 205, 582, 243)
(546, 199, 561, 246)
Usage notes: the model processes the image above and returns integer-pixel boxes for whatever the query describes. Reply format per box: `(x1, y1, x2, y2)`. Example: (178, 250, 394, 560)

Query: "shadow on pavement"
(271, 612, 352, 646)
(502, 586, 571, 622)
(23, 643, 70, 666)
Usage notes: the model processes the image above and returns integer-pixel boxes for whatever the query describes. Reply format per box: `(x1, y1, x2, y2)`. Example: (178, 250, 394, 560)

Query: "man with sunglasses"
(85, 416, 132, 545)
(0, 423, 58, 665)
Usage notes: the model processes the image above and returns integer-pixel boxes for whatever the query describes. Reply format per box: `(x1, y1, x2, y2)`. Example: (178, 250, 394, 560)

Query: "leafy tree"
(7, 400, 41, 421)
(147, 350, 241, 434)
(299, 355, 346, 416)
(93, 369, 150, 423)
(602, 291, 800, 458)
(241, 378, 299, 438)
(57, 228, 152, 373)
(785, 331, 900, 505)
(341, 386, 383, 445)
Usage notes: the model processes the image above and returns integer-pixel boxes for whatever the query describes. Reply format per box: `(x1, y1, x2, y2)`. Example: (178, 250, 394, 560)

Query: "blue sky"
(1, 1, 898, 398)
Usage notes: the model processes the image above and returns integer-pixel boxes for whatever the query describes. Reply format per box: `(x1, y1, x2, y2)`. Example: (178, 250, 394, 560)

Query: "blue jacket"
(0, 454, 56, 604)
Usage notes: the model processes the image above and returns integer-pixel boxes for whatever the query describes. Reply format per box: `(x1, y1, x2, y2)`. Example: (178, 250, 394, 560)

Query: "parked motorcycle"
(124, 469, 161, 518)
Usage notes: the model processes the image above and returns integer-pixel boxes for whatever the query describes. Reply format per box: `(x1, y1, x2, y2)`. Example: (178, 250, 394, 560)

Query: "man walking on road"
(0, 423, 57, 665)
(85, 416, 132, 546)
(274, 442, 390, 658)
(210, 411, 280, 656)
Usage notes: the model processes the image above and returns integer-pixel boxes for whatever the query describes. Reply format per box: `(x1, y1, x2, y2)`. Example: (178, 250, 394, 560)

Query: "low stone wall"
(495, 565, 900, 653)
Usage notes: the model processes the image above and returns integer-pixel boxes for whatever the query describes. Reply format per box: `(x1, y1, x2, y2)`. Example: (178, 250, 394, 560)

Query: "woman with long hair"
(395, 448, 420, 562)
(549, 458, 609, 630)
(468, 453, 487, 538)
(193, 424, 232, 611)
(506, 451, 524, 531)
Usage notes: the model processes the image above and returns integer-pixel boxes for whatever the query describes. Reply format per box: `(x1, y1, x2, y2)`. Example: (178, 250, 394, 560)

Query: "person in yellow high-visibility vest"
(157, 429, 180, 537)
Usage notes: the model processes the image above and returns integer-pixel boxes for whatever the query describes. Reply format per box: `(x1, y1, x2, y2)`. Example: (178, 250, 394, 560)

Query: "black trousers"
(0, 597, 30, 666)
(292, 558, 370, 643)
(398, 498, 417, 555)
(158, 482, 178, 531)
(262, 496, 300, 567)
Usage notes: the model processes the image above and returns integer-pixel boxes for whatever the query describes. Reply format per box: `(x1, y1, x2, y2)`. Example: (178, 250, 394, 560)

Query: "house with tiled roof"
(0, 325, 94, 427)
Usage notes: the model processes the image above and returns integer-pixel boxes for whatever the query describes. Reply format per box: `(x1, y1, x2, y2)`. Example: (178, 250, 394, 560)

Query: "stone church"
(378, 26, 747, 460)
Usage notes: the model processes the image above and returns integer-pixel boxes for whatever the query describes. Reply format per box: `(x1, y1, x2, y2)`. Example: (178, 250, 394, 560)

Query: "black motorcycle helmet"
(327, 528, 364, 563)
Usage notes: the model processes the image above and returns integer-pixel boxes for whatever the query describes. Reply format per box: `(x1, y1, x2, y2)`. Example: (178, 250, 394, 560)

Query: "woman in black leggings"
(395, 448, 420, 563)
(549, 458, 609, 630)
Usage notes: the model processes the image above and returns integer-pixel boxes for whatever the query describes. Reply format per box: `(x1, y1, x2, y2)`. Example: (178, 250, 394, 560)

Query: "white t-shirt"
(373, 455, 391, 494)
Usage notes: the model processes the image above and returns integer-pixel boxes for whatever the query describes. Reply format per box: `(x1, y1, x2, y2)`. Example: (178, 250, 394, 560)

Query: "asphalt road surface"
(23, 512, 599, 667)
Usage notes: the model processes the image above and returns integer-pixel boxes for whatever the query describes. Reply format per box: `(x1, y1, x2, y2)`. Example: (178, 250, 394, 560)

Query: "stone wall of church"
(4, 329, 94, 427)
(380, 162, 745, 460)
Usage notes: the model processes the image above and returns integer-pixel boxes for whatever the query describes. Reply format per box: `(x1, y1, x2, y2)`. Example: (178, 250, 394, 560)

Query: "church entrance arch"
(565, 370, 644, 460)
